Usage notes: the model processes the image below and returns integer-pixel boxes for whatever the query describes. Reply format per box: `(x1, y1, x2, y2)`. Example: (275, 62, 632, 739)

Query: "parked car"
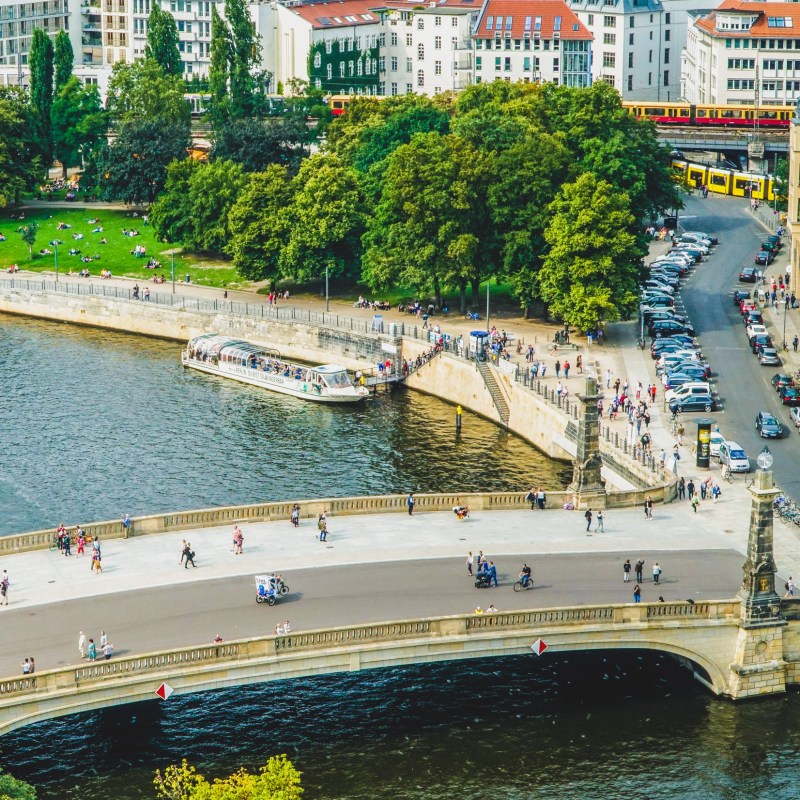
(733, 290, 751, 305)
(759, 348, 781, 366)
(709, 431, 725, 458)
(739, 267, 759, 282)
(740, 299, 757, 316)
(684, 231, 719, 245)
(669, 362, 711, 380)
(643, 280, 675, 295)
(755, 250, 775, 266)
(790, 407, 800, 428)
(780, 385, 800, 406)
(746, 323, 768, 341)
(761, 240, 780, 254)
(640, 295, 675, 309)
(718, 441, 750, 472)
(751, 334, 773, 355)
(744, 310, 764, 326)
(756, 411, 783, 438)
(664, 382, 712, 403)
(772, 373, 795, 391)
(663, 373, 696, 390)
(668, 392, 715, 413)
(651, 319, 695, 338)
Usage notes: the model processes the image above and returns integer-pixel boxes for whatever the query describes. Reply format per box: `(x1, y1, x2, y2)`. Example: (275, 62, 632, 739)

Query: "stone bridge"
(2, 598, 799, 737)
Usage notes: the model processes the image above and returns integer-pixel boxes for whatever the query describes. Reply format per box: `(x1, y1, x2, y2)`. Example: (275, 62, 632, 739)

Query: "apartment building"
(471, 0, 592, 86)
(683, 0, 800, 106)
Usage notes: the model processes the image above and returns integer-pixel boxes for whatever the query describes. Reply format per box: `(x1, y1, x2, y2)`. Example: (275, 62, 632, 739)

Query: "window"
(495, 56, 501, 69)
(763, 59, 784, 70)
(391, 82, 398, 95)
(417, 17, 423, 29)
(767, 16, 793, 28)
(435, 59, 441, 74)
(326, 63, 332, 79)
(664, 48, 669, 64)
(486, 15, 493, 30)
(452, 37, 457, 48)
(349, 60, 354, 76)
(504, 56, 511, 70)
(325, 40, 332, 54)
(452, 17, 458, 26)
(476, 55, 482, 69)
(417, 43, 424, 59)
(628, 52, 633, 67)
(340, 63, 345, 77)
(477, 39, 483, 49)
(629, 33, 633, 45)
(603, 15, 615, 27)
(664, 29, 670, 41)
(313, 51, 321, 68)
(523, 56, 530, 69)
(649, 49, 652, 62)
(406, 83, 412, 93)
(406, 57, 412, 71)
(406, 33, 412, 46)
(506, 16, 512, 30)
(665, 12, 670, 23)
(514, 38, 521, 50)
(587, 14, 593, 24)
(379, 55, 386, 71)
(603, 51, 615, 67)
(627, 75, 632, 91)
(435, 35, 441, 48)
(435, 15, 441, 25)
(505, 38, 511, 50)
(663, 69, 669, 86)
(357, 59, 363, 76)
(391, 56, 397, 70)
(391, 32, 397, 45)
(603, 32, 615, 44)
(534, 16, 541, 30)
(417, 69, 424, 85)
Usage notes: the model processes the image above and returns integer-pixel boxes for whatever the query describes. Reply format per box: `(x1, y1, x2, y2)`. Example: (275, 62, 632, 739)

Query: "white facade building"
(683, 0, 800, 106)
(472, 0, 592, 86)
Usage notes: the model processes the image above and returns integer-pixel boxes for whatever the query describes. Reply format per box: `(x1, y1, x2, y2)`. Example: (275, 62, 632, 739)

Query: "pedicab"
(255, 574, 289, 606)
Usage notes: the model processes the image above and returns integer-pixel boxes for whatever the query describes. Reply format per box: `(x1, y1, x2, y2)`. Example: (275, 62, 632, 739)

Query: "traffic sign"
(530, 638, 548, 656)
(155, 682, 174, 700)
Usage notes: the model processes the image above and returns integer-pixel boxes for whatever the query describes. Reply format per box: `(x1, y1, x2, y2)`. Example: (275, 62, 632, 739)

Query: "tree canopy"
(146, 6, 182, 77)
(0, 87, 40, 206)
(106, 59, 191, 127)
(53, 30, 74, 93)
(28, 29, 54, 164)
(51, 76, 107, 178)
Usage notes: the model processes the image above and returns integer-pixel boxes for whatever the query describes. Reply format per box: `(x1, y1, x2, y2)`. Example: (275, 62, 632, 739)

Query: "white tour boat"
(182, 334, 369, 404)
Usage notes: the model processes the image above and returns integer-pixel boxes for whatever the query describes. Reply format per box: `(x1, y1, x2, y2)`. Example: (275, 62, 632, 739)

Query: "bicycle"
(722, 465, 734, 484)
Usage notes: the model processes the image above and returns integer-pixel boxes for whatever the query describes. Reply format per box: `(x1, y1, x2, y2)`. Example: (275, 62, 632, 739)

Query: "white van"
(664, 382, 711, 403)
(718, 441, 750, 473)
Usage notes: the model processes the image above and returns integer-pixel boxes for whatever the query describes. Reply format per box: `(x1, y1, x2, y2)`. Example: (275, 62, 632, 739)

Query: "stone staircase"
(476, 361, 510, 426)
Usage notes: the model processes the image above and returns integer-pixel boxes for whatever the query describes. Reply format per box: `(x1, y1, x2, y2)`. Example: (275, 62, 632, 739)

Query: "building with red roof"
(683, 0, 800, 105)
(472, 0, 592, 86)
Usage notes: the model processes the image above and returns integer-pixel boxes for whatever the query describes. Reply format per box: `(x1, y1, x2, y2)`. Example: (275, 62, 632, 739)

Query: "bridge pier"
(568, 376, 606, 509)
(728, 466, 787, 699)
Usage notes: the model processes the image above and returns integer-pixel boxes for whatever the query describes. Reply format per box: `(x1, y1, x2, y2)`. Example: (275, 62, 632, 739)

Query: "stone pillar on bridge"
(789, 105, 800, 297)
(729, 465, 787, 699)
(568, 375, 606, 509)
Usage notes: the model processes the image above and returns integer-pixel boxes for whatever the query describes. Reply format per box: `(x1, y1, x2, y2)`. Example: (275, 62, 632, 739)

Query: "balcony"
(82, 21, 100, 30)
(453, 54, 472, 70)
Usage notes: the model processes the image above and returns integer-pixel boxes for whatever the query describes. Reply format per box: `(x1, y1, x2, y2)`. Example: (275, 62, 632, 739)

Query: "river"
(0, 313, 796, 799)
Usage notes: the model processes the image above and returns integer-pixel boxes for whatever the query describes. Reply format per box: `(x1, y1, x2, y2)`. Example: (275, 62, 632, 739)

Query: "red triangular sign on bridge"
(530, 638, 548, 656)
(156, 682, 174, 701)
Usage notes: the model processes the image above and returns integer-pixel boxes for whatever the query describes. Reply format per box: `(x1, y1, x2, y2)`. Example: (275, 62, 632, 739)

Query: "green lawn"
(0, 208, 245, 289)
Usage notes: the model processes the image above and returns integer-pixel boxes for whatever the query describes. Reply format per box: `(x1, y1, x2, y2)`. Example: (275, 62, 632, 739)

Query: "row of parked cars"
(642, 231, 718, 414)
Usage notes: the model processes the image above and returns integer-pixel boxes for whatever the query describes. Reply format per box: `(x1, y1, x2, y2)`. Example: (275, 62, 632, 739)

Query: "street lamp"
(51, 240, 59, 283)
(485, 282, 490, 329)
(757, 446, 774, 471)
(325, 264, 329, 313)
(171, 251, 175, 294)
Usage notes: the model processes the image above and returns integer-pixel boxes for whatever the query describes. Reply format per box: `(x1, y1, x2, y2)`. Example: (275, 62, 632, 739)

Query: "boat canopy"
(187, 335, 279, 364)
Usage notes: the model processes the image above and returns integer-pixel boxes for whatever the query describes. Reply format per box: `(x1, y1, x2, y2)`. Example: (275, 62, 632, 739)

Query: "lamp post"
(485, 282, 490, 329)
(53, 241, 58, 283)
(784, 296, 788, 350)
(171, 251, 175, 294)
(325, 264, 329, 312)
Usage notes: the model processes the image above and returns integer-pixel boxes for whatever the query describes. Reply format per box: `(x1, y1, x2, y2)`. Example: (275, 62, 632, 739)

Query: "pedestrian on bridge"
(633, 584, 642, 603)
(635, 560, 644, 583)
(623, 559, 632, 582)
(653, 562, 662, 585)
(183, 542, 196, 568)
(794, 335, 799, 353)
(584, 508, 593, 532)
(87, 639, 97, 661)
(407, 493, 415, 516)
(0, 570, 8, 606)
(78, 631, 87, 659)
(595, 511, 604, 533)
(466, 552, 474, 576)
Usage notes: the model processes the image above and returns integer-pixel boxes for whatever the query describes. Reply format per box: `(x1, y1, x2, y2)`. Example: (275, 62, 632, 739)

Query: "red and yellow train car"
(671, 159, 775, 201)
(626, 102, 793, 129)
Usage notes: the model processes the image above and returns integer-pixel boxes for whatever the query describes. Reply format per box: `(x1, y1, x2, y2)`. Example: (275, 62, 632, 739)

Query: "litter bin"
(184, 274, 191, 284)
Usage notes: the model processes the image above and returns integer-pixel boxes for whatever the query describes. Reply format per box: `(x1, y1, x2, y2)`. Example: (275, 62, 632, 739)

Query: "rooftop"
(473, 0, 591, 40)
(291, 0, 380, 29)
(695, 0, 800, 38)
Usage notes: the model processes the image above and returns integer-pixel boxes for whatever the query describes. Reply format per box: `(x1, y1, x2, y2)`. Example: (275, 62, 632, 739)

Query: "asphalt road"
(663, 195, 800, 498)
(0, 550, 744, 678)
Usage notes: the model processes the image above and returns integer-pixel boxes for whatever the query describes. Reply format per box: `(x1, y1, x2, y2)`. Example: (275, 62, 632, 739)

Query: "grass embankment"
(0, 208, 244, 289)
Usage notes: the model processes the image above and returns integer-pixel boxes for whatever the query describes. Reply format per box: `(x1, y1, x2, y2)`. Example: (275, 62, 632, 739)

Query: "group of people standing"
(78, 629, 113, 661)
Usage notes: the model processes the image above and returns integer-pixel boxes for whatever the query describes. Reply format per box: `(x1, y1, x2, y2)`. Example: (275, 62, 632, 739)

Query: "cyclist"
(519, 564, 532, 588)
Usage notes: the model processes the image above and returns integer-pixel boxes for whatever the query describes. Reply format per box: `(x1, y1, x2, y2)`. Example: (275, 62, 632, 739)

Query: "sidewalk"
(0, 494, 790, 613)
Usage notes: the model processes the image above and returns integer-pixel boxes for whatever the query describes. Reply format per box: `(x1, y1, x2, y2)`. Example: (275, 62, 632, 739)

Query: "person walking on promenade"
(653, 562, 662, 585)
(318, 512, 328, 542)
(183, 542, 196, 568)
(563, 360, 570, 379)
(78, 631, 87, 659)
(0, 571, 8, 606)
(700, 480, 707, 501)
(100, 630, 108, 651)
(103, 641, 114, 660)
(91, 548, 102, 573)
(794, 335, 799, 353)
(633, 584, 642, 603)
(576, 355, 583, 374)
(233, 526, 244, 555)
(76, 531, 85, 556)
(407, 493, 415, 516)
(623, 559, 632, 582)
(180, 538, 188, 566)
(537, 488, 546, 510)
(595, 511, 604, 533)
(488, 561, 498, 587)
(584, 508, 593, 532)
(29, 657, 35, 674)
(691, 494, 700, 513)
(87, 639, 97, 661)
(678, 477, 686, 500)
(554, 360, 561, 378)
(687, 479, 696, 500)
(644, 496, 653, 520)
(635, 560, 644, 583)
(291, 504, 300, 528)
(466, 552, 474, 576)
(785, 577, 795, 597)
(21, 659, 31, 675)
(526, 487, 537, 510)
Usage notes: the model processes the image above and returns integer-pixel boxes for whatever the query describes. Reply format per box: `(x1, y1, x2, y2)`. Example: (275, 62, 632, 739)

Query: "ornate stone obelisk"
(569, 375, 606, 509)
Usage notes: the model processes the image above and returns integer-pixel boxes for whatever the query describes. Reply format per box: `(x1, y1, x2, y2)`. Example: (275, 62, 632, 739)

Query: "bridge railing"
(0, 601, 740, 698)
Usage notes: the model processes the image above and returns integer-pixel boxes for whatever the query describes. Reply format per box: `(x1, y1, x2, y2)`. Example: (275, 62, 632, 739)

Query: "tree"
(53, 30, 74, 93)
(97, 117, 190, 204)
(146, 5, 182, 77)
(363, 132, 493, 312)
(149, 158, 200, 245)
(20, 220, 38, 259)
(538, 172, 646, 331)
(206, 7, 231, 131)
(227, 165, 293, 281)
(210, 117, 307, 173)
(154, 755, 302, 800)
(225, 0, 262, 120)
(0, 766, 37, 800)
(51, 76, 107, 177)
(28, 29, 54, 163)
(280, 155, 365, 283)
(106, 60, 191, 127)
(185, 160, 248, 252)
(774, 157, 788, 211)
(0, 87, 40, 206)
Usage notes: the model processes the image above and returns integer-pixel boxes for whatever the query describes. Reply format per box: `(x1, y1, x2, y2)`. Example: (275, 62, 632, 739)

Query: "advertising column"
(695, 419, 712, 469)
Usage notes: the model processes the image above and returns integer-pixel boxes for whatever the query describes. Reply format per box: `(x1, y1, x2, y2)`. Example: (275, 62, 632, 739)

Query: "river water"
(1, 313, 796, 799)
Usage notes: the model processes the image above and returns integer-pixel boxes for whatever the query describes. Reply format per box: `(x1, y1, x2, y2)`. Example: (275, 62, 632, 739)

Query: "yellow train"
(671, 159, 775, 202)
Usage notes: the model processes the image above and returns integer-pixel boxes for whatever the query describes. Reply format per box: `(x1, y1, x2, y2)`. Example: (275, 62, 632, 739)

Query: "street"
(0, 550, 744, 678)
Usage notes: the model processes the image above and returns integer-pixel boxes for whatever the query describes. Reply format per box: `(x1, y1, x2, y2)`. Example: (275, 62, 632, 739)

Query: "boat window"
(321, 371, 351, 388)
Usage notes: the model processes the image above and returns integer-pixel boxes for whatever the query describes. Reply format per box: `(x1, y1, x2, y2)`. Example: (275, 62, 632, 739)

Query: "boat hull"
(181, 356, 367, 404)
